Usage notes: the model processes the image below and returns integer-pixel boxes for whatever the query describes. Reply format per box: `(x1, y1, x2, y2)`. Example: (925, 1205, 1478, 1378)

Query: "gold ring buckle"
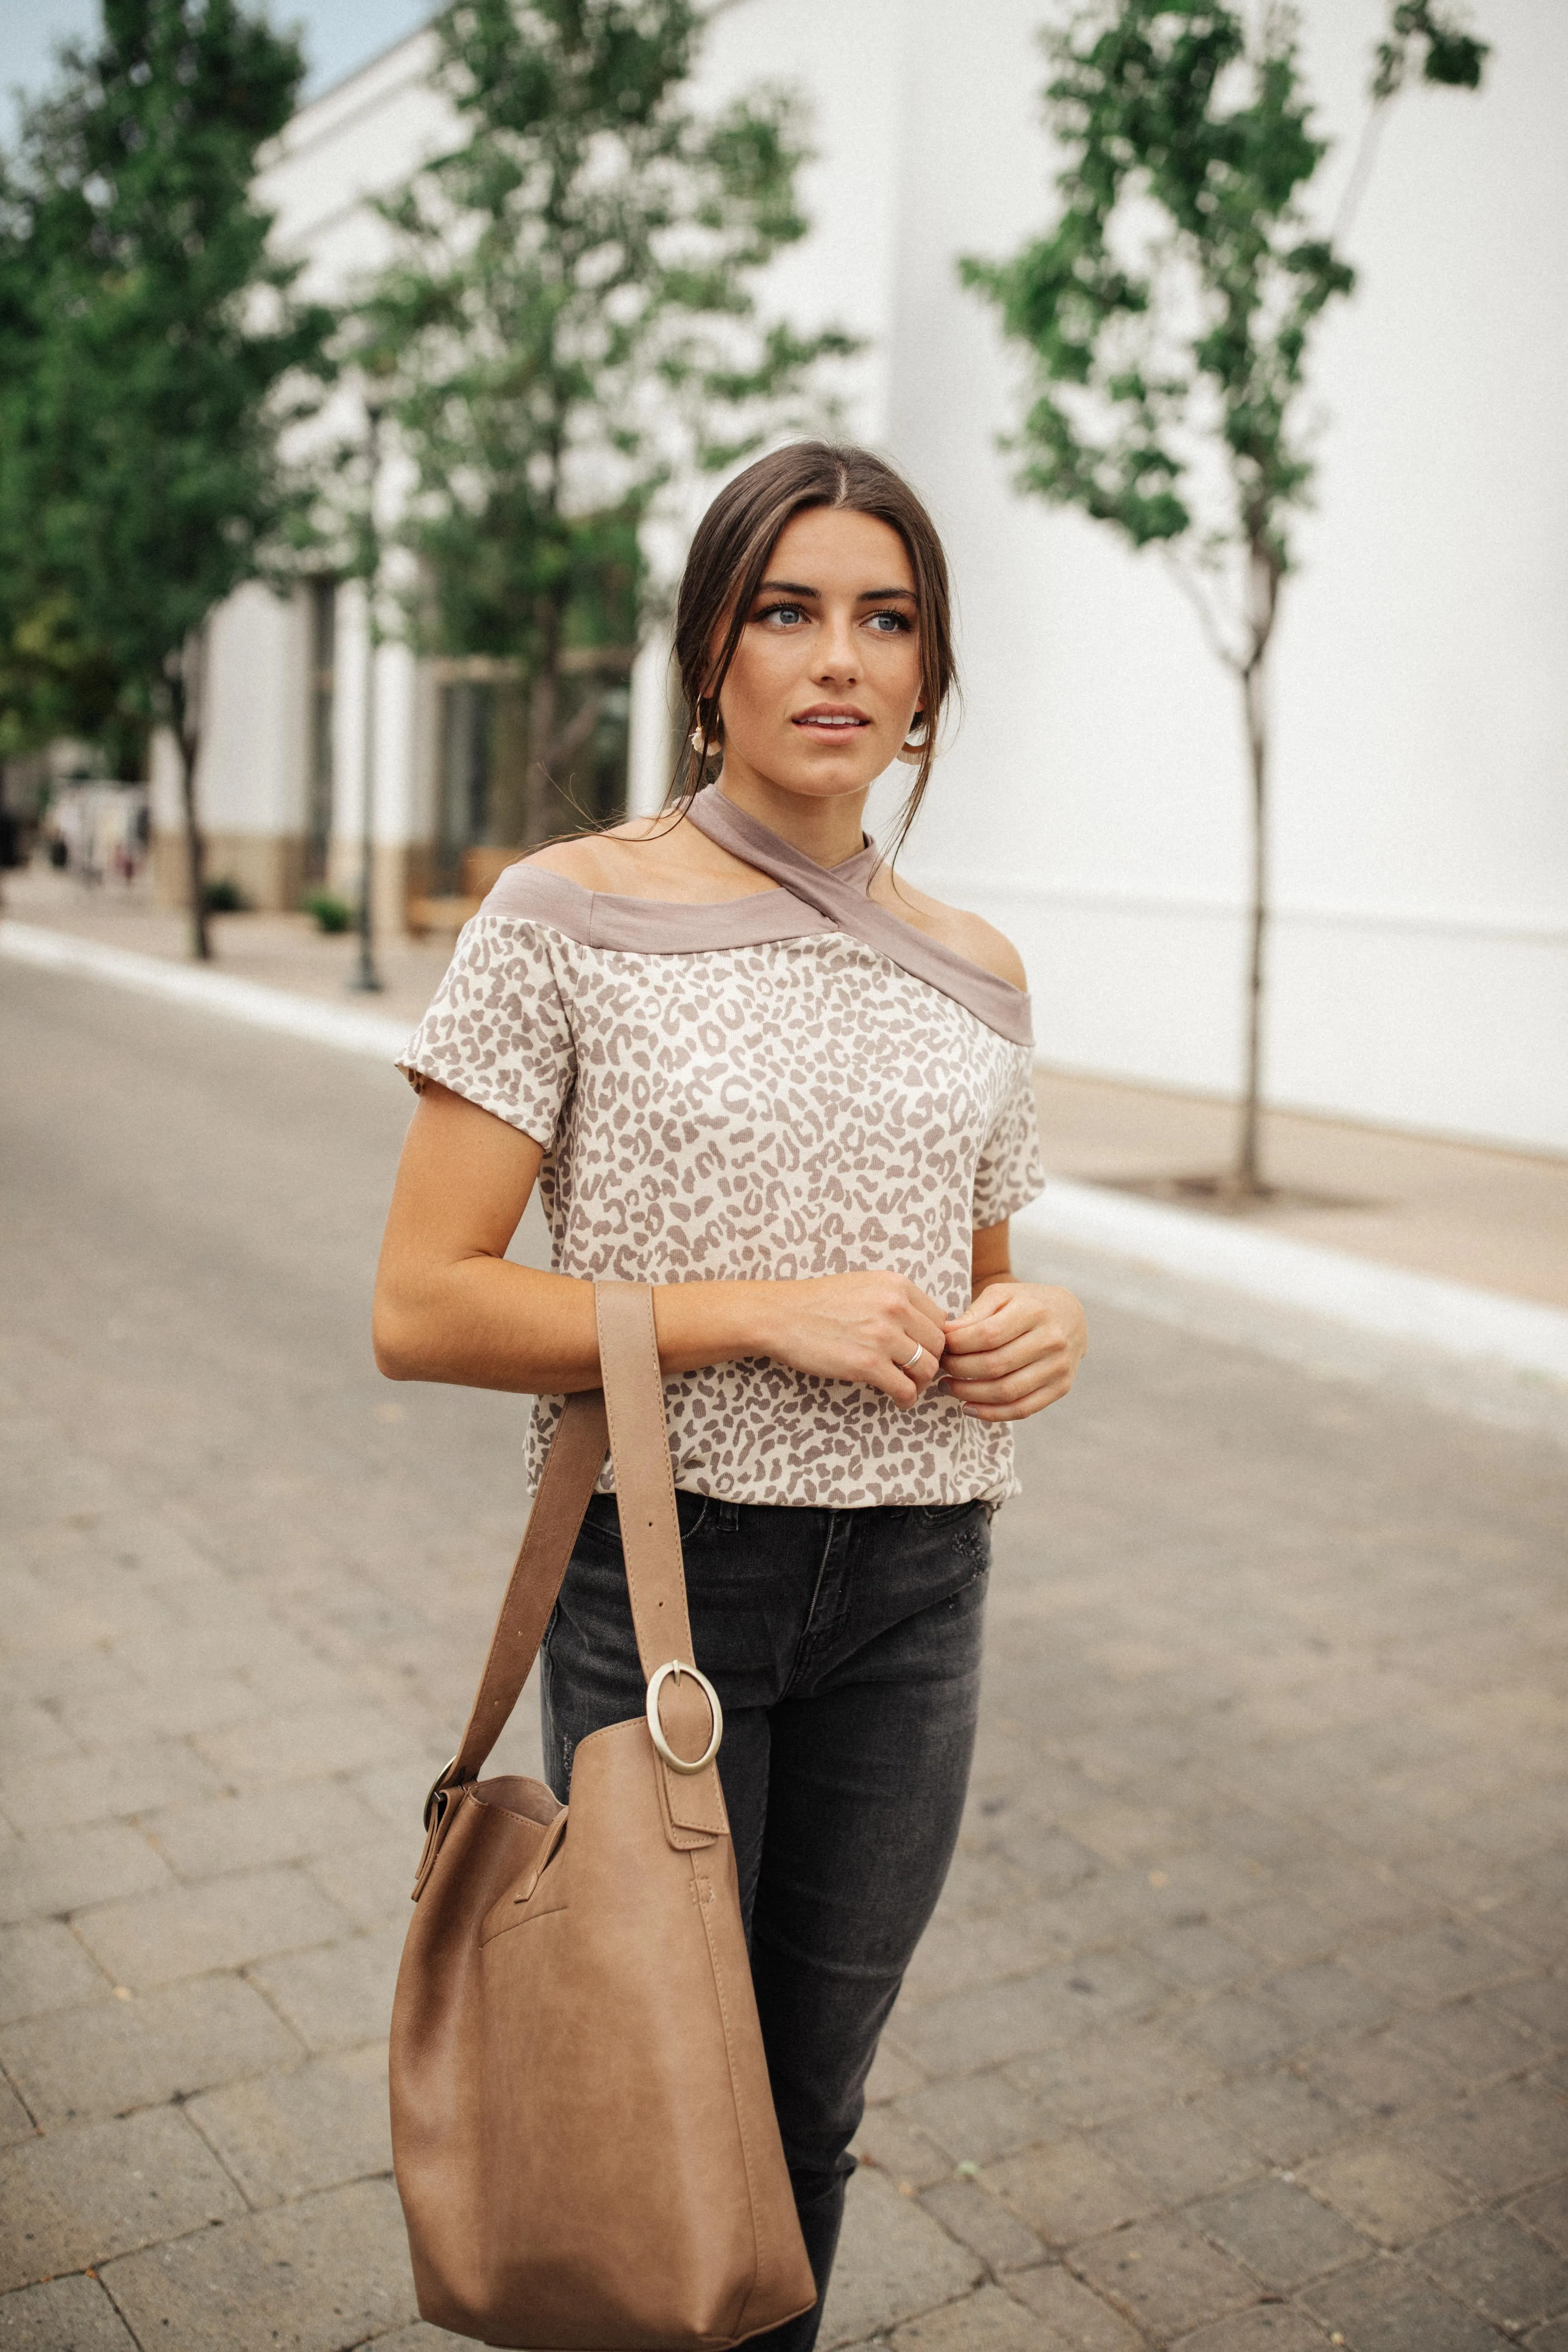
(422, 1756, 459, 1832)
(645, 1660, 723, 1775)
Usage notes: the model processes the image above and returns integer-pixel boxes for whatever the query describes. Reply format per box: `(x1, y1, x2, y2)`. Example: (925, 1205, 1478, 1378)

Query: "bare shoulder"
(878, 873, 1029, 991)
(519, 814, 768, 904)
(521, 819, 670, 893)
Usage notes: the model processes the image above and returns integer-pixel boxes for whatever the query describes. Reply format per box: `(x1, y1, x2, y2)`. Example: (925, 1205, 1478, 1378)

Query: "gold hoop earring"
(895, 714, 928, 764)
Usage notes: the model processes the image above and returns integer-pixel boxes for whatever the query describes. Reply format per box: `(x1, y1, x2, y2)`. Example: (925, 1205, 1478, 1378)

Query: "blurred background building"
(145, 0, 1565, 1156)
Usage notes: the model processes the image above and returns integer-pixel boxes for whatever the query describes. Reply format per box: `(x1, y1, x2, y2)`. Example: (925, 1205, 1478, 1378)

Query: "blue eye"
(757, 602, 805, 626)
(868, 609, 913, 633)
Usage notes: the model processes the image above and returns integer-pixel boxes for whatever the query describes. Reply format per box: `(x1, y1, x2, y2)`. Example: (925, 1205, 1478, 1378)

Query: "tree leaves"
(960, 0, 1355, 631)
(1373, 1, 1489, 101)
(962, 0, 1486, 646)
(0, 0, 333, 755)
(353, 0, 856, 779)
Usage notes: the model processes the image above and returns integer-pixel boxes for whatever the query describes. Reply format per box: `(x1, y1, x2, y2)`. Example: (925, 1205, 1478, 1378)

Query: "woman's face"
(713, 506, 923, 803)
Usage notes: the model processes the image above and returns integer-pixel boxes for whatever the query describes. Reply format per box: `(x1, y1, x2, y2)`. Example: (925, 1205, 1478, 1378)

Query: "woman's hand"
(753, 1271, 950, 1406)
(939, 1282, 1087, 1421)
(377, 1085, 1073, 1416)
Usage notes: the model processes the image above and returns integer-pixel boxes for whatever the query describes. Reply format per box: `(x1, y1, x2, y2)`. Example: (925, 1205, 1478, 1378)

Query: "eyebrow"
(756, 579, 918, 602)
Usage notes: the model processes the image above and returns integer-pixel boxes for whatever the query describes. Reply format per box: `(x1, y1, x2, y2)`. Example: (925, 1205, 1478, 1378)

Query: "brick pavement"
(2, 957, 1566, 2351)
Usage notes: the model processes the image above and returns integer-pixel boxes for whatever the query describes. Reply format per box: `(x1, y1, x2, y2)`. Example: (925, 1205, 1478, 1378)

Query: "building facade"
(153, 0, 1568, 1155)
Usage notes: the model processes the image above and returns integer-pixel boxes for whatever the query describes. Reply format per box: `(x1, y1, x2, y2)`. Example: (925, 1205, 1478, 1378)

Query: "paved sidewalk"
(3, 955, 1567, 2351)
(1, 866, 456, 1028)
(1035, 1069, 1568, 1313)
(8, 861, 1567, 1311)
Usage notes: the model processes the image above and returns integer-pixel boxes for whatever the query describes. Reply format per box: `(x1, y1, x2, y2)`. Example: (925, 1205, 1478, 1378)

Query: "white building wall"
(149, 580, 307, 841)
(691, 0, 907, 454)
(149, 578, 311, 906)
(873, 0, 1568, 1153)
(188, 0, 1565, 1154)
(323, 580, 423, 936)
(257, 30, 450, 301)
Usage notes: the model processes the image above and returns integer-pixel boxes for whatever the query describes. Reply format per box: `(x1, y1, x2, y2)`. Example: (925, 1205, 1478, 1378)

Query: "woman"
(374, 441, 1087, 2348)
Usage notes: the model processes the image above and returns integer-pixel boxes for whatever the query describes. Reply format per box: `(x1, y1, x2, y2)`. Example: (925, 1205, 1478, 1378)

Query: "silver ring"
(899, 1341, 925, 1371)
(646, 1660, 723, 1774)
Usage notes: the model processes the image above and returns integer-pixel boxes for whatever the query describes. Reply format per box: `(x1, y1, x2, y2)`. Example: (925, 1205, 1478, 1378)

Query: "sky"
(0, 0, 436, 139)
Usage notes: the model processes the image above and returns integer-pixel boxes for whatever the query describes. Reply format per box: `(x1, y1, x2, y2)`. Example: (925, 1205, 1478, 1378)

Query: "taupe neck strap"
(684, 785, 1034, 1047)
(438, 1281, 723, 1846)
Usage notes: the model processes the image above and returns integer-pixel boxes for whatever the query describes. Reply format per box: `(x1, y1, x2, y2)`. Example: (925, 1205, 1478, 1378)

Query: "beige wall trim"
(321, 841, 414, 941)
(153, 832, 423, 937)
(152, 830, 309, 915)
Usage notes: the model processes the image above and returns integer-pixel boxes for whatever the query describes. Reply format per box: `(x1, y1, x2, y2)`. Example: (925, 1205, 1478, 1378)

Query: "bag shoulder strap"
(448, 1384, 609, 1790)
(428, 1281, 725, 1852)
(595, 1279, 697, 1680)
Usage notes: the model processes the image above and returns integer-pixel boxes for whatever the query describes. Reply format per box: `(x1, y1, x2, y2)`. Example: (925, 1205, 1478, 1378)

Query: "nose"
(812, 607, 859, 684)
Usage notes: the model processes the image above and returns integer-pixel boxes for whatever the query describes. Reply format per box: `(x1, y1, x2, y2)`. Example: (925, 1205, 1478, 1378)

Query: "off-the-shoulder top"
(399, 788, 1046, 1508)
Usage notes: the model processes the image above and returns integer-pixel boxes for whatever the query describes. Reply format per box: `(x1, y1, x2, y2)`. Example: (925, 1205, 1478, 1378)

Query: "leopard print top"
(399, 833, 1046, 1509)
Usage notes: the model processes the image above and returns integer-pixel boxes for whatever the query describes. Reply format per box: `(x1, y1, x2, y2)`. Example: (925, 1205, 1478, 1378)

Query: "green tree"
(1, 0, 333, 957)
(961, 0, 1487, 1195)
(358, 0, 856, 853)
(0, 164, 129, 773)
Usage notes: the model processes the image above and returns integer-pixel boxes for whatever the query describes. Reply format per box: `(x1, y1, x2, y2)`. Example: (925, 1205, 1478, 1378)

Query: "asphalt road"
(2, 958, 1566, 2352)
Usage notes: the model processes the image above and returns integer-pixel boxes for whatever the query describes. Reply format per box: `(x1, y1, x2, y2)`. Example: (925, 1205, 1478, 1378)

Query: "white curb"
(1014, 1181, 1568, 1385)
(8, 915, 1566, 1387)
(0, 918, 411, 1062)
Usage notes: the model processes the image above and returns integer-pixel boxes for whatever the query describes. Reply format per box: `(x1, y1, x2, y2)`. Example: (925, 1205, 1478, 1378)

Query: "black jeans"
(540, 1490, 991, 2352)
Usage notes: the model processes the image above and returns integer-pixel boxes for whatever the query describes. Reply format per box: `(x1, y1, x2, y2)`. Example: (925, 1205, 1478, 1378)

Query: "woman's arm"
(372, 1082, 951, 1404)
(940, 1219, 1087, 1420)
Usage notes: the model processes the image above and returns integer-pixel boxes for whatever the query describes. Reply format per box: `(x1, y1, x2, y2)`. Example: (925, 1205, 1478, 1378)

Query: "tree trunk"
(179, 731, 211, 962)
(1233, 548, 1278, 1197)
(169, 636, 211, 963)
(353, 400, 384, 993)
(1234, 651, 1267, 1193)
(525, 596, 564, 849)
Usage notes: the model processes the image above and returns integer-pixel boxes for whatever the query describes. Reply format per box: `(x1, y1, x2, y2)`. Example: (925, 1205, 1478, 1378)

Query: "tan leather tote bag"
(390, 1281, 816, 2349)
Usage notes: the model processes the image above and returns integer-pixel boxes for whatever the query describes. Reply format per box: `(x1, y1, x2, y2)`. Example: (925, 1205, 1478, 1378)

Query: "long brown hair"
(670, 441, 956, 857)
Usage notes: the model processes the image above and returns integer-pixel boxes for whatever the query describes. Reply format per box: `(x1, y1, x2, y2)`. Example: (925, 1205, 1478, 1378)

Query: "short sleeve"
(396, 916, 575, 1150)
(972, 1050, 1046, 1228)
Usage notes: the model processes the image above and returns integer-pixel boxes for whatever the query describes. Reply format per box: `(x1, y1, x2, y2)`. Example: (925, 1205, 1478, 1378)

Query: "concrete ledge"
(1015, 1181, 1568, 1384)
(8, 913, 1567, 1387)
(0, 919, 410, 1063)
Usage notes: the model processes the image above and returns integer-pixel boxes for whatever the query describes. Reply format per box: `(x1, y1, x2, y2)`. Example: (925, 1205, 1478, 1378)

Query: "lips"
(792, 707, 870, 731)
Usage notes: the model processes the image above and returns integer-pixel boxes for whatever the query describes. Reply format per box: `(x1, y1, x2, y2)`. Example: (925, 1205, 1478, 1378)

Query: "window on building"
(306, 578, 336, 883)
(432, 652, 631, 898)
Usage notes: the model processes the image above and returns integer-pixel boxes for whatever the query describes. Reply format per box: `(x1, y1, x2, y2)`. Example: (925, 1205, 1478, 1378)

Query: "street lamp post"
(351, 396, 385, 995)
